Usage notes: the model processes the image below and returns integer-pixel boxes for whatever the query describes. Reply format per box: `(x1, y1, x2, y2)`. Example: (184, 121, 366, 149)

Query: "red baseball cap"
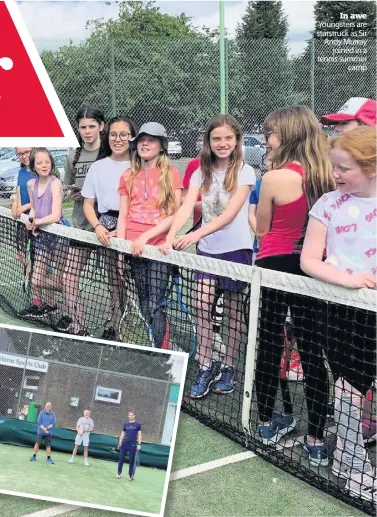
(321, 97, 376, 126)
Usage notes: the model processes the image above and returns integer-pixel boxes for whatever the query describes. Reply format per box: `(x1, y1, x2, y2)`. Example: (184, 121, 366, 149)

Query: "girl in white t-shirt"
(161, 115, 256, 399)
(301, 126, 376, 502)
(80, 115, 137, 340)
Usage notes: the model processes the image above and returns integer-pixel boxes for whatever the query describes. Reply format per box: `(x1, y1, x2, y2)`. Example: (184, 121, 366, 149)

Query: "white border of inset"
(0, 0, 79, 147)
(0, 323, 189, 517)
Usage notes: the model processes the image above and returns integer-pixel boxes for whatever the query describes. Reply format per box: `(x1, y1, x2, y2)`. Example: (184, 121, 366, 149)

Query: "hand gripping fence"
(0, 207, 375, 514)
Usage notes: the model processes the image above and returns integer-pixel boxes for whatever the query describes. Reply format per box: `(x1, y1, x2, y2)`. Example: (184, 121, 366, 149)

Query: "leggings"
(255, 254, 329, 439)
(130, 257, 172, 348)
(255, 254, 376, 439)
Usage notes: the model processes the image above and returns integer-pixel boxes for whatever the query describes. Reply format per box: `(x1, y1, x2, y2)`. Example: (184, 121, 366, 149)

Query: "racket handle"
(16, 186, 21, 208)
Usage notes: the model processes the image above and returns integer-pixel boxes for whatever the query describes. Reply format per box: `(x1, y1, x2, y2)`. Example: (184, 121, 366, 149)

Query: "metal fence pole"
(110, 39, 117, 117)
(219, 0, 226, 114)
(16, 331, 33, 416)
(90, 346, 104, 410)
(311, 38, 315, 112)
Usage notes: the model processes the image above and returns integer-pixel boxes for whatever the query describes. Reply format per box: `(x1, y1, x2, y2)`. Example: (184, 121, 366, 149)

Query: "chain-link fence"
(0, 327, 182, 443)
(37, 37, 376, 141)
(0, 37, 374, 199)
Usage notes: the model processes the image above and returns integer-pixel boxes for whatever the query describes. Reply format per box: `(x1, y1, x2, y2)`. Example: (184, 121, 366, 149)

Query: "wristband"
(94, 223, 102, 231)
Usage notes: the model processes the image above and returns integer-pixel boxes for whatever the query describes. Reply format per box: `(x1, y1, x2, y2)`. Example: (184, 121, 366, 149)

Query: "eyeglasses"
(17, 150, 32, 158)
(264, 132, 274, 140)
(109, 132, 132, 142)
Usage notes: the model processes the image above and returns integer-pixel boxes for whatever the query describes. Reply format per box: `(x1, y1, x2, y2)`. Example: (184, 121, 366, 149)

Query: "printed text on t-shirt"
(335, 223, 357, 234)
(330, 193, 351, 210)
(365, 208, 377, 223)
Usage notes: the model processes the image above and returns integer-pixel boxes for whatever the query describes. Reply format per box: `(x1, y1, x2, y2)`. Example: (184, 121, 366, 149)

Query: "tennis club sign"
(0, 352, 48, 372)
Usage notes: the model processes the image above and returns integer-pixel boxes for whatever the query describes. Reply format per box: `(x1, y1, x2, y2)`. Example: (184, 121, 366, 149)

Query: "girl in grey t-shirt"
(57, 107, 106, 336)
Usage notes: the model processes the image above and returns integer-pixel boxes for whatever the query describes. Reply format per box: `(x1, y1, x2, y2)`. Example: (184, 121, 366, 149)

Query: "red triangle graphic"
(0, 1, 63, 137)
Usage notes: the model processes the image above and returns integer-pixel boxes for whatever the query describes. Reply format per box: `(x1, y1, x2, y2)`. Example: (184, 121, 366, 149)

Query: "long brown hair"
(127, 145, 176, 216)
(330, 126, 376, 178)
(200, 115, 244, 194)
(264, 106, 335, 208)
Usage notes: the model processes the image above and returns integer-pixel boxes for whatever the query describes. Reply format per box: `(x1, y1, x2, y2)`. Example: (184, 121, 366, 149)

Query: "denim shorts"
(194, 248, 253, 292)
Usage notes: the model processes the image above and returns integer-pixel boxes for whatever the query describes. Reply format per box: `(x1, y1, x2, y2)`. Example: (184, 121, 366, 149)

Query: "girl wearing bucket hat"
(117, 122, 183, 348)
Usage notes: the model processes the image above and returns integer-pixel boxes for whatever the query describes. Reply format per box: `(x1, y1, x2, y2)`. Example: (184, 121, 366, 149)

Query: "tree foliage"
(41, 1, 219, 131)
(293, 1, 376, 117)
(234, 1, 291, 127)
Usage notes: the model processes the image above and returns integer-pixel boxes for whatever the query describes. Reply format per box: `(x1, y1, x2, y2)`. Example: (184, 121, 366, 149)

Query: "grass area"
(166, 459, 365, 517)
(0, 412, 367, 517)
(0, 308, 39, 329)
(62, 200, 74, 210)
(0, 444, 165, 514)
(172, 413, 243, 470)
(0, 495, 56, 517)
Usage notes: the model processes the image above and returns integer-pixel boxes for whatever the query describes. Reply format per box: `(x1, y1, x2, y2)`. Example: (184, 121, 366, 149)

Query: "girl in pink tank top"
(20, 148, 69, 319)
(254, 107, 335, 466)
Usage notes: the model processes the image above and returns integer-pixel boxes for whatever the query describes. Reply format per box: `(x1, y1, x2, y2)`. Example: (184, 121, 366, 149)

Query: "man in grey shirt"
(68, 409, 94, 467)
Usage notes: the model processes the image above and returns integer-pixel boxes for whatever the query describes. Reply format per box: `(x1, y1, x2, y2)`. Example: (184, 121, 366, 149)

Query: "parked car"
(0, 149, 16, 161)
(0, 151, 67, 198)
(180, 129, 202, 158)
(0, 167, 19, 197)
(243, 134, 266, 170)
(168, 140, 182, 160)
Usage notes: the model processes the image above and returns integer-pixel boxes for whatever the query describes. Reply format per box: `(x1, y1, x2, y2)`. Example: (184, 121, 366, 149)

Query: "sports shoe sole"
(187, 372, 222, 399)
(212, 384, 235, 394)
(347, 483, 377, 503)
(260, 418, 297, 446)
(363, 434, 377, 446)
(332, 464, 350, 480)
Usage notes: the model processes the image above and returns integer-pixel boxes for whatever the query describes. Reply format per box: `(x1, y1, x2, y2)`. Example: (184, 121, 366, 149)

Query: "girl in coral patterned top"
(301, 126, 376, 502)
(117, 122, 182, 348)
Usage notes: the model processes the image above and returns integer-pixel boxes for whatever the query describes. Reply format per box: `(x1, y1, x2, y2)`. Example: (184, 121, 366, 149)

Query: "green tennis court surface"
(1, 414, 365, 517)
(0, 444, 164, 514)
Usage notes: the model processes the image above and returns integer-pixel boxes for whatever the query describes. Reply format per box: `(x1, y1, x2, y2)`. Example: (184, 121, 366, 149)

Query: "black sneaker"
(38, 303, 58, 315)
(18, 304, 43, 318)
(56, 315, 73, 332)
(102, 327, 116, 341)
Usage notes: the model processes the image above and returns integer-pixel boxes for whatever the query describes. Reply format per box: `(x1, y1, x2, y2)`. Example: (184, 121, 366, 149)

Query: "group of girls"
(11, 102, 376, 502)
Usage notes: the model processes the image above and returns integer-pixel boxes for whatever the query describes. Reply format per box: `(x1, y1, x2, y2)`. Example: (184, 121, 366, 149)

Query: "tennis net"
(0, 207, 375, 514)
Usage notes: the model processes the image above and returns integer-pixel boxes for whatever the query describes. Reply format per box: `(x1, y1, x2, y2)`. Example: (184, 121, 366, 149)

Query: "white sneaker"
(346, 470, 377, 502)
(68, 458, 74, 464)
(84, 460, 89, 467)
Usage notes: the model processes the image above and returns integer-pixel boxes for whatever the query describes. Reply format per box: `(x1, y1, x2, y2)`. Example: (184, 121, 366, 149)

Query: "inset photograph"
(0, 325, 187, 516)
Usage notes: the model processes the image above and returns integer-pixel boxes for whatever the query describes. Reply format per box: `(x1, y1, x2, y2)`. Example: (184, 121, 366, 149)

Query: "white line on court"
(22, 504, 79, 517)
(170, 451, 256, 481)
(170, 424, 338, 482)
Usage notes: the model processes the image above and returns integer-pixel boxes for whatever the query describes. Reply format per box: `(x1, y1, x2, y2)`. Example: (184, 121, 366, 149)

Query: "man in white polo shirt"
(68, 409, 94, 467)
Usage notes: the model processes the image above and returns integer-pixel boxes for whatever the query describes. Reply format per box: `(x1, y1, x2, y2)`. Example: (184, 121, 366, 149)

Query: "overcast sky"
(17, 1, 315, 56)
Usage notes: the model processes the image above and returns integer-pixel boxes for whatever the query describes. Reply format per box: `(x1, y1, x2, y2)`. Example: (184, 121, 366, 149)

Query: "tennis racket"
(279, 317, 300, 415)
(131, 450, 141, 478)
(22, 216, 34, 293)
(162, 268, 197, 358)
(74, 249, 114, 334)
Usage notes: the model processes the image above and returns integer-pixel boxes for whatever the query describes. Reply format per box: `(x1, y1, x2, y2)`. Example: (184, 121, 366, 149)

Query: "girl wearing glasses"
(81, 115, 137, 340)
(11, 148, 34, 217)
